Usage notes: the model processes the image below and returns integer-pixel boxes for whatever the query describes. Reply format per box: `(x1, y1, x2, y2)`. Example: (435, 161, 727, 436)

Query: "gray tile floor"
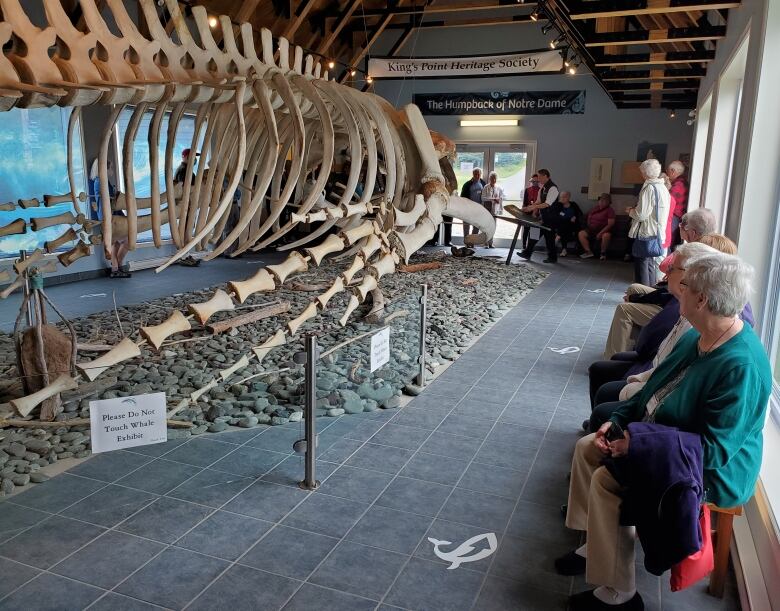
(0, 254, 741, 610)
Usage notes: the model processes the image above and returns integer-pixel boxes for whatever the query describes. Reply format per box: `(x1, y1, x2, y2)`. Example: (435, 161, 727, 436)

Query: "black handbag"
(632, 185, 664, 258)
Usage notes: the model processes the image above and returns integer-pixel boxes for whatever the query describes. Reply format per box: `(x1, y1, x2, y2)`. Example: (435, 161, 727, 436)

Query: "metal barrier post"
(20, 250, 33, 326)
(416, 283, 427, 387)
(299, 332, 319, 490)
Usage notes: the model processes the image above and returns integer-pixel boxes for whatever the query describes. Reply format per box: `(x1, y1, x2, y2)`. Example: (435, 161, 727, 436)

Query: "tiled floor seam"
(0, 417, 330, 609)
(372, 268, 584, 609)
(467, 267, 622, 608)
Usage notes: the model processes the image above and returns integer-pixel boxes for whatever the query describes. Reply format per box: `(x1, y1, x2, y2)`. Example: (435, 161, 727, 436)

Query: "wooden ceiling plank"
(351, 2, 534, 17)
(571, 1, 740, 20)
(586, 25, 725, 47)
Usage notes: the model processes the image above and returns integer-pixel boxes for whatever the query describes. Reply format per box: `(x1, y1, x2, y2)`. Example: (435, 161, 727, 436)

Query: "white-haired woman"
(481, 171, 505, 248)
(559, 253, 771, 611)
(626, 158, 671, 286)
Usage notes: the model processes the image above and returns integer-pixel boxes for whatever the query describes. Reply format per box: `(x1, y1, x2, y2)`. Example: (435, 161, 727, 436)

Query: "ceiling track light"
(541, 22, 553, 35)
(349, 68, 357, 77)
(327, 60, 335, 69)
(366, 75, 373, 83)
(669, 109, 676, 118)
(550, 35, 565, 49)
(530, 1, 543, 21)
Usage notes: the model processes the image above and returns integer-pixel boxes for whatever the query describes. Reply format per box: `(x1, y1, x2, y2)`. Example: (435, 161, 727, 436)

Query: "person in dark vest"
(460, 167, 485, 239)
(518, 168, 561, 263)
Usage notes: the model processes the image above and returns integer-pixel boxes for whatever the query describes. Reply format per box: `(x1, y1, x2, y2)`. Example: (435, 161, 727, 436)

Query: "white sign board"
(369, 51, 563, 79)
(588, 157, 613, 200)
(90, 393, 168, 453)
(370, 327, 391, 372)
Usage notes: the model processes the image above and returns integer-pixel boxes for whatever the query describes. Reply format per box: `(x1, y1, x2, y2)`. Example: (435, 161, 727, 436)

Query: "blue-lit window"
(0, 107, 85, 258)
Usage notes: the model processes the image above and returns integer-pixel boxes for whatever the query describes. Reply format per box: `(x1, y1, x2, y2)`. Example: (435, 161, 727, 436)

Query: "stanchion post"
(416, 283, 427, 387)
(299, 332, 320, 490)
(20, 250, 33, 326)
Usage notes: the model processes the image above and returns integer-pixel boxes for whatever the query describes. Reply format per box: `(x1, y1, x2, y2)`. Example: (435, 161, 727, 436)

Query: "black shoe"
(516, 252, 531, 261)
(543, 258, 557, 264)
(560, 504, 568, 520)
(582, 419, 591, 431)
(569, 590, 644, 611)
(554, 550, 586, 576)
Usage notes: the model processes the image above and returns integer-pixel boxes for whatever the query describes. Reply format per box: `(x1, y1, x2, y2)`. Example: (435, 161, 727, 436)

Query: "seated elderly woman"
(587, 235, 753, 430)
(559, 253, 771, 611)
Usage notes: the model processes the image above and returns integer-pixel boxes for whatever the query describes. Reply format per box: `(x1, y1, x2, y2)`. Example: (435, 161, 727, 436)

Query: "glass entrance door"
(452, 142, 535, 241)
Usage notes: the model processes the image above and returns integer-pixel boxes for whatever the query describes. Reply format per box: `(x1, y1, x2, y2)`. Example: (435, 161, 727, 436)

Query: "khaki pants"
(603, 284, 662, 359)
(566, 434, 636, 592)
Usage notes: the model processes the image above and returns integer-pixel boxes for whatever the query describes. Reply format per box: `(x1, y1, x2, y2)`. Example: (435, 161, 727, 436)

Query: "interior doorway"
(452, 142, 536, 242)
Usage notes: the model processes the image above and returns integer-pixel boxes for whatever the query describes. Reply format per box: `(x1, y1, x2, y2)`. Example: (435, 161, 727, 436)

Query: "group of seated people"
(556, 209, 771, 610)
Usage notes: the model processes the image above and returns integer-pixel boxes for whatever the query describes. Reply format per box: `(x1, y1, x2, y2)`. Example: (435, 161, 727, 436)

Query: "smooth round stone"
(326, 408, 345, 417)
(30, 472, 50, 484)
(271, 416, 289, 426)
(1, 479, 13, 495)
(238, 417, 259, 428)
(209, 422, 229, 433)
(11, 474, 30, 487)
(288, 411, 303, 423)
(190, 425, 208, 435)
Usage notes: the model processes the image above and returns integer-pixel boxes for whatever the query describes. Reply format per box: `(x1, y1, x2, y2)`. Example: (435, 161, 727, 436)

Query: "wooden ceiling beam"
(282, 0, 316, 41)
(570, 1, 740, 20)
(569, 0, 740, 21)
(340, 0, 409, 83)
(585, 25, 725, 47)
(383, 15, 533, 29)
(317, 0, 363, 55)
(595, 49, 714, 67)
(350, 2, 532, 17)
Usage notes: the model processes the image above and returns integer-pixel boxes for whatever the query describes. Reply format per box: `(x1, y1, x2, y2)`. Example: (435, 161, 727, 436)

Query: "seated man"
(578, 193, 615, 260)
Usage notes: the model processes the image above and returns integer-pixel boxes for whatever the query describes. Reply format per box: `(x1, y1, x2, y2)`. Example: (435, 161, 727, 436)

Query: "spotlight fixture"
(328, 60, 335, 69)
(549, 35, 565, 49)
(530, 2, 543, 21)
(568, 66, 576, 75)
(688, 109, 696, 117)
(350, 68, 357, 77)
(208, 15, 218, 28)
(366, 75, 373, 83)
(568, 59, 580, 75)
(686, 119, 695, 125)
(670, 109, 676, 118)
(541, 22, 553, 35)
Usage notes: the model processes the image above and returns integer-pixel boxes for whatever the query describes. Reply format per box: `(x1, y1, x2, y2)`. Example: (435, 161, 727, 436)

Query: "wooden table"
(495, 208, 546, 265)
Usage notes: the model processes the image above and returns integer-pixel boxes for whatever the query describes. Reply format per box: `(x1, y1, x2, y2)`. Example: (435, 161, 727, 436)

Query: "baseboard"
(733, 481, 779, 610)
(127, 250, 209, 271)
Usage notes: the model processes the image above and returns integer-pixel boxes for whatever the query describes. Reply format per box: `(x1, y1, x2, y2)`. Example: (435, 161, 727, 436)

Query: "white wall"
(371, 24, 694, 212)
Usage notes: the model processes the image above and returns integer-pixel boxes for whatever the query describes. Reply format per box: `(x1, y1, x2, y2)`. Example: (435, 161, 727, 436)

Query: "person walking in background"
(627, 159, 671, 286)
(481, 171, 505, 248)
(518, 168, 561, 263)
(459, 167, 485, 239)
(555, 191, 583, 257)
(578, 193, 616, 260)
(667, 160, 689, 250)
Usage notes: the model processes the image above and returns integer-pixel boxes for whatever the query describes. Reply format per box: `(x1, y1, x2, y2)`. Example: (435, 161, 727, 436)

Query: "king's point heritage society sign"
(368, 50, 564, 79)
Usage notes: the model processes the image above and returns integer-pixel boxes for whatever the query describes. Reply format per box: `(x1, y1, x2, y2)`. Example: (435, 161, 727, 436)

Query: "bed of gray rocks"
(0, 252, 545, 494)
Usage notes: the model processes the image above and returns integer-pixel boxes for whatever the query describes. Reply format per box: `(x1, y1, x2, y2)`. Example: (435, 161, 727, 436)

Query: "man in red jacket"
(667, 161, 689, 250)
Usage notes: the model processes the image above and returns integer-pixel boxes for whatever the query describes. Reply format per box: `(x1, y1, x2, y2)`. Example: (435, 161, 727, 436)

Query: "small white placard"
(460, 161, 474, 173)
(529, 227, 541, 240)
(90, 393, 168, 454)
(370, 327, 391, 372)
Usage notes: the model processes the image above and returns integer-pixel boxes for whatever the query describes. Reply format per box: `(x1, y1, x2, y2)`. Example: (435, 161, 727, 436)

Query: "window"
(0, 107, 85, 258)
(698, 35, 749, 226)
(115, 107, 201, 243)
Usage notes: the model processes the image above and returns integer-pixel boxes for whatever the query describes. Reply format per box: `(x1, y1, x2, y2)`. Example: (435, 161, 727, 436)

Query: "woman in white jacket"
(627, 158, 671, 286)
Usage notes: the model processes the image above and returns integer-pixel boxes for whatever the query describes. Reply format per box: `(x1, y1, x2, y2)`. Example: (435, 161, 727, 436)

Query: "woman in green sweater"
(559, 253, 771, 611)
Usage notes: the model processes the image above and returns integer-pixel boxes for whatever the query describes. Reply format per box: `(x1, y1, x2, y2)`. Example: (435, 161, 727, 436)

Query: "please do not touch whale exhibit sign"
(90, 393, 168, 453)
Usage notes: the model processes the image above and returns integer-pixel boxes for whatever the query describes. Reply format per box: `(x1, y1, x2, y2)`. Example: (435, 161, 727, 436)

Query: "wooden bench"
(707, 503, 742, 598)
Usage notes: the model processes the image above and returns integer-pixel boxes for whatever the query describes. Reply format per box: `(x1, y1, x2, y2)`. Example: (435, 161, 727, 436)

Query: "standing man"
(518, 168, 561, 263)
(459, 167, 485, 240)
(667, 160, 689, 250)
